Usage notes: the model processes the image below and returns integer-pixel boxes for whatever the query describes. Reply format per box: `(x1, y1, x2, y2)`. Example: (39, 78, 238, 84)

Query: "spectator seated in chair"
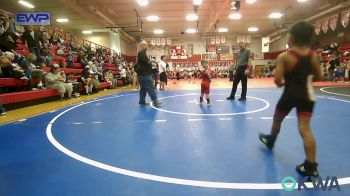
(44, 64, 73, 101)
(78, 65, 93, 95)
(39, 43, 52, 67)
(67, 51, 75, 68)
(1, 51, 29, 81)
(104, 70, 117, 89)
(20, 53, 45, 90)
(66, 73, 81, 97)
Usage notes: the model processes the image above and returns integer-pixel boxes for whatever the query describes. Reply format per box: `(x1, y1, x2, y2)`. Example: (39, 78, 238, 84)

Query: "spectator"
(67, 51, 75, 68)
(2, 52, 28, 80)
(0, 100, 6, 116)
(21, 26, 42, 64)
(0, 13, 7, 33)
(78, 66, 93, 95)
(335, 62, 346, 82)
(78, 51, 88, 67)
(66, 73, 81, 97)
(20, 53, 45, 90)
(88, 61, 103, 81)
(326, 52, 339, 82)
(50, 31, 61, 45)
(119, 65, 126, 85)
(39, 43, 52, 67)
(69, 36, 77, 52)
(45, 64, 73, 100)
(56, 46, 65, 56)
(104, 70, 117, 88)
(0, 31, 17, 53)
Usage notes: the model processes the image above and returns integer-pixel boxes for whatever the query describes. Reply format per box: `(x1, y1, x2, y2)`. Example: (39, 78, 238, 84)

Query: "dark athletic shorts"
(159, 72, 167, 83)
(275, 95, 315, 118)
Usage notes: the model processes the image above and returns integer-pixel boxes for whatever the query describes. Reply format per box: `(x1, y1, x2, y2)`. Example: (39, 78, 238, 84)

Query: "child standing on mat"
(259, 21, 322, 178)
(200, 60, 211, 107)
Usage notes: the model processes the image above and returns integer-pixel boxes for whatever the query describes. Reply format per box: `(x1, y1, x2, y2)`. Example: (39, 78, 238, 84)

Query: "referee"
(227, 42, 252, 101)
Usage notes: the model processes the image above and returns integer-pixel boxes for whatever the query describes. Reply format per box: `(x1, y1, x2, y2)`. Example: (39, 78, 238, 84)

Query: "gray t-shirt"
(236, 48, 250, 66)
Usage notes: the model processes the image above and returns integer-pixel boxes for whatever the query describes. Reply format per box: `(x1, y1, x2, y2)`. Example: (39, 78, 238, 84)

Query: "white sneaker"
(0, 112, 6, 116)
(31, 88, 38, 91)
(20, 76, 29, 80)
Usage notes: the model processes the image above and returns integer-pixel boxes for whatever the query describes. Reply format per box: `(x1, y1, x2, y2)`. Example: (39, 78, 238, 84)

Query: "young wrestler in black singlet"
(259, 21, 322, 177)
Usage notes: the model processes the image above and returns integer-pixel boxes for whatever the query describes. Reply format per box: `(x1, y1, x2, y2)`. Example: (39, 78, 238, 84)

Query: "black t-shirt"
(137, 49, 153, 76)
(328, 59, 336, 70)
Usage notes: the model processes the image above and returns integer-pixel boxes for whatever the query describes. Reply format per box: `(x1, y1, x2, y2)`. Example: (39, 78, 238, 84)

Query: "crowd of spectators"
(0, 12, 139, 115)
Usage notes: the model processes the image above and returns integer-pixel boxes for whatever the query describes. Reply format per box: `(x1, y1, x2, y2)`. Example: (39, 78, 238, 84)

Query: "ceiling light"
(82, 30, 92, 34)
(146, 15, 159, 22)
(154, 29, 164, 34)
(186, 28, 197, 34)
(218, 27, 229, 33)
(248, 27, 259, 32)
(186, 14, 198, 21)
(193, 0, 203, 6)
(137, 0, 148, 6)
(297, 0, 308, 2)
(56, 18, 69, 23)
(229, 13, 242, 20)
(18, 0, 35, 8)
(269, 12, 283, 19)
(246, 0, 256, 4)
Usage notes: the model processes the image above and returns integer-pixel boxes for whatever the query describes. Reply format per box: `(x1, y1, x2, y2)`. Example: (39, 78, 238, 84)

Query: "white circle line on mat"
(46, 92, 350, 189)
(150, 94, 270, 116)
(320, 86, 350, 97)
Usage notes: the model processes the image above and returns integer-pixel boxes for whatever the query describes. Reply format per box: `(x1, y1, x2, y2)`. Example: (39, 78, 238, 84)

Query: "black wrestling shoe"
(296, 160, 319, 178)
(259, 133, 275, 149)
(139, 102, 149, 106)
(226, 96, 235, 100)
(238, 97, 246, 101)
(153, 100, 162, 107)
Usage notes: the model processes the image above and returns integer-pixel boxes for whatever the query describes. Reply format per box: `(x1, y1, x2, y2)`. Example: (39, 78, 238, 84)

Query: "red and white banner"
(216, 36, 220, 45)
(341, 10, 350, 28)
(151, 39, 156, 45)
(329, 14, 339, 31)
(210, 36, 215, 45)
(322, 17, 330, 34)
(261, 37, 270, 53)
(161, 38, 166, 46)
(246, 35, 251, 44)
(238, 35, 246, 43)
(314, 20, 322, 35)
(220, 35, 226, 44)
(166, 37, 171, 45)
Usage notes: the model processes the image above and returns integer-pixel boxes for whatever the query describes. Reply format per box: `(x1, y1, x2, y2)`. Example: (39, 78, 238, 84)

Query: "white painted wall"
(80, 32, 122, 53)
(269, 35, 288, 52)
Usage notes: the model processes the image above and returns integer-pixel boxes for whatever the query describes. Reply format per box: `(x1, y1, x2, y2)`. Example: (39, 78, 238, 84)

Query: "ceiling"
(0, 0, 348, 38)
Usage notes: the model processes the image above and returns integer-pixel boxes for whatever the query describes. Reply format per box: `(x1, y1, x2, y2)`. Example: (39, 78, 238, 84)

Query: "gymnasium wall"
(80, 32, 111, 49)
(269, 35, 288, 52)
(120, 36, 137, 56)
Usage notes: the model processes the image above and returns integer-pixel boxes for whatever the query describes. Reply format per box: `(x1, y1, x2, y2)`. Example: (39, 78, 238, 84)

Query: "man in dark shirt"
(21, 26, 42, 65)
(137, 41, 161, 106)
(327, 53, 337, 81)
(227, 42, 252, 101)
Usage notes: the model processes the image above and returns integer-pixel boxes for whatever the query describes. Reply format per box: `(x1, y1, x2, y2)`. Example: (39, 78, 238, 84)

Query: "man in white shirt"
(120, 66, 127, 85)
(158, 55, 167, 91)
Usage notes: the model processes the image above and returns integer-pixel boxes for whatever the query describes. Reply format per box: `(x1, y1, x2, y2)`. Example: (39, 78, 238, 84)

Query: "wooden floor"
(0, 86, 132, 124)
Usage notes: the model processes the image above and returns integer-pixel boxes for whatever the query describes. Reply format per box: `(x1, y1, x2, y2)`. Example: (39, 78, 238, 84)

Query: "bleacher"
(0, 30, 125, 106)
